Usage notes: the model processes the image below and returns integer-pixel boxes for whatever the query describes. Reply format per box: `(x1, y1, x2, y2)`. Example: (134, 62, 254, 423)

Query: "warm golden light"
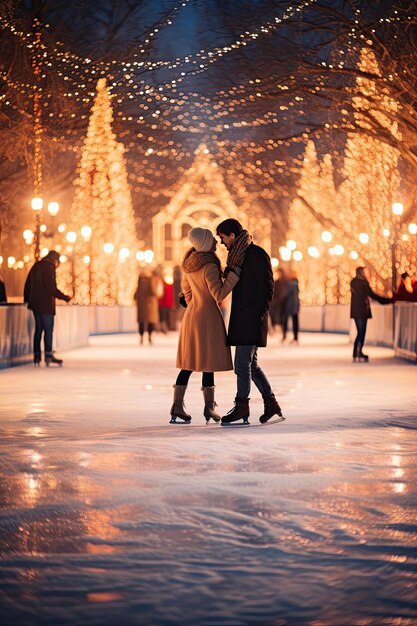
(103, 243, 114, 254)
(286, 239, 297, 251)
(392, 202, 404, 216)
(334, 244, 344, 256)
(383, 228, 390, 237)
(40, 247, 49, 258)
(350, 251, 359, 260)
(359, 233, 369, 244)
(23, 229, 34, 241)
(119, 247, 130, 259)
(136, 251, 145, 261)
(308, 246, 320, 258)
(31, 197, 43, 211)
(66, 231, 77, 243)
(47, 201, 60, 216)
(321, 231, 332, 243)
(57, 223, 67, 233)
(81, 226, 92, 239)
(271, 257, 279, 268)
(7, 256, 16, 266)
(83, 255, 91, 264)
(409, 223, 417, 235)
(293, 250, 303, 261)
(144, 249, 154, 264)
(279, 246, 291, 261)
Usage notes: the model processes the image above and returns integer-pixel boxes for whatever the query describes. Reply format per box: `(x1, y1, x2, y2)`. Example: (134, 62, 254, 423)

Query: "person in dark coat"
(0, 276, 7, 303)
(216, 218, 283, 425)
(23, 250, 71, 366)
(270, 268, 288, 339)
(350, 266, 392, 362)
(283, 270, 300, 344)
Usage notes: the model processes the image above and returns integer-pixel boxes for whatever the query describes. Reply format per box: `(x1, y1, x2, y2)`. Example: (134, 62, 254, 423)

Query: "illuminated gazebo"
(152, 144, 271, 266)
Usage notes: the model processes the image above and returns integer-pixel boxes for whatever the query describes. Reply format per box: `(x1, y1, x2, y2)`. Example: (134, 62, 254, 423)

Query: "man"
(24, 250, 71, 366)
(216, 218, 283, 424)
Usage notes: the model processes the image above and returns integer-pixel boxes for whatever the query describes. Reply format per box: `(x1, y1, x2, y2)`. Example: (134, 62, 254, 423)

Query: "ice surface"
(0, 332, 416, 626)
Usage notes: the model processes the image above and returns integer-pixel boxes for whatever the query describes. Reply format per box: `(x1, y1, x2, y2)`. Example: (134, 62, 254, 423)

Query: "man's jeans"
(33, 311, 54, 355)
(234, 345, 273, 399)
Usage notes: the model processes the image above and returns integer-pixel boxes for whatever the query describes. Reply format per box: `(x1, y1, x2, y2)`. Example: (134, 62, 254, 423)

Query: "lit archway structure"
(152, 145, 271, 266)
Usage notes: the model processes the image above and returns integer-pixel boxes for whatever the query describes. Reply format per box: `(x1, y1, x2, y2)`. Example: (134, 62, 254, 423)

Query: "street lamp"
(30, 197, 60, 260)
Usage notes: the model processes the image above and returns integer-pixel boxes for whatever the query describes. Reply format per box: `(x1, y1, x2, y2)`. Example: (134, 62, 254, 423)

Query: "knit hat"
(188, 227, 214, 252)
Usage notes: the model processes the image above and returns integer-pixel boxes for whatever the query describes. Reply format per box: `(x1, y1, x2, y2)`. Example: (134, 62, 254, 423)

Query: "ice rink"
(1, 331, 416, 625)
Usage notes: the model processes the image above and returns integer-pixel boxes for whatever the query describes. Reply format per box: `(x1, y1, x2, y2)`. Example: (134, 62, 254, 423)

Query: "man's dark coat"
(24, 258, 68, 315)
(227, 243, 274, 347)
(350, 276, 391, 319)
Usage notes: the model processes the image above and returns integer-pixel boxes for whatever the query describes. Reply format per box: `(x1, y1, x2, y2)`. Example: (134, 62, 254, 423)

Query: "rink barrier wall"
(1, 303, 415, 368)
(0, 304, 89, 369)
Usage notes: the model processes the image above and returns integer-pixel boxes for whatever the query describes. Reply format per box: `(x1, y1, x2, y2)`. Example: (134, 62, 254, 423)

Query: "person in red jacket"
(158, 276, 174, 333)
(24, 250, 71, 367)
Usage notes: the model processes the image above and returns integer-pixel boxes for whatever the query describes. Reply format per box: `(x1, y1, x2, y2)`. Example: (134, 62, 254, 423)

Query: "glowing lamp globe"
(31, 197, 43, 211)
(47, 201, 60, 216)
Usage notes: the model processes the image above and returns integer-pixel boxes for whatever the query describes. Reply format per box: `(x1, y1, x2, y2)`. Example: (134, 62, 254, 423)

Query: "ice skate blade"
(169, 416, 191, 424)
(221, 418, 250, 426)
(222, 416, 286, 428)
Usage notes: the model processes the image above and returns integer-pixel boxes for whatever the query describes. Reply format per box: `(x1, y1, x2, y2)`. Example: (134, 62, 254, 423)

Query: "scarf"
(182, 248, 221, 274)
(226, 229, 252, 269)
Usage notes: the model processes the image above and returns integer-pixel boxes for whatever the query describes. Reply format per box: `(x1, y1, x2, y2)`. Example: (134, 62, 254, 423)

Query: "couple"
(170, 218, 283, 425)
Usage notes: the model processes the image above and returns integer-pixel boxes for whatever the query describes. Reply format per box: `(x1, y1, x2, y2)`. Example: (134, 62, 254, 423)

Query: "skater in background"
(158, 274, 174, 333)
(23, 250, 71, 367)
(216, 218, 283, 425)
(270, 268, 288, 339)
(171, 227, 240, 424)
(350, 266, 392, 362)
(0, 275, 7, 303)
(393, 271, 417, 302)
(282, 270, 300, 344)
(134, 270, 161, 345)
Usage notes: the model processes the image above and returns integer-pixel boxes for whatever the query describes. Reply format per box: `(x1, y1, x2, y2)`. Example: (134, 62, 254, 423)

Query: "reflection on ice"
(1, 332, 416, 625)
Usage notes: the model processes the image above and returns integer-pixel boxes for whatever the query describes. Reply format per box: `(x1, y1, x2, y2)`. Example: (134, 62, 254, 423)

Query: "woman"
(350, 266, 392, 362)
(134, 270, 161, 345)
(283, 270, 300, 344)
(171, 227, 240, 424)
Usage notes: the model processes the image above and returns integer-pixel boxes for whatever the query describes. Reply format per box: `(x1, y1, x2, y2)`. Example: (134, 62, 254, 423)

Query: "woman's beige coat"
(176, 263, 239, 372)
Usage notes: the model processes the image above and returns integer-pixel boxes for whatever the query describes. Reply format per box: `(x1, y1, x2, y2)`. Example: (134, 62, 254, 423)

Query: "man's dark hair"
(216, 219, 243, 236)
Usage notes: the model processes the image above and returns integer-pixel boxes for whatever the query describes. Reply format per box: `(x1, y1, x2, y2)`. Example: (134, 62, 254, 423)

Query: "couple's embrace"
(170, 218, 283, 426)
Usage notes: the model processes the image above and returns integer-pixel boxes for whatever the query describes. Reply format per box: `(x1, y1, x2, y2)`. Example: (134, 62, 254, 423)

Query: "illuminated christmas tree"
(287, 141, 344, 304)
(337, 48, 402, 292)
(69, 78, 138, 305)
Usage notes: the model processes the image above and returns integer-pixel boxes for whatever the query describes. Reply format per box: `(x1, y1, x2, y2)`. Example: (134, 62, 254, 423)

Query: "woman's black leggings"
(176, 369, 214, 387)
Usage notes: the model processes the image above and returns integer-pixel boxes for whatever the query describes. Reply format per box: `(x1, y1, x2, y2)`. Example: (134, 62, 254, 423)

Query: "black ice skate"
(221, 398, 250, 426)
(259, 394, 283, 423)
(45, 352, 63, 367)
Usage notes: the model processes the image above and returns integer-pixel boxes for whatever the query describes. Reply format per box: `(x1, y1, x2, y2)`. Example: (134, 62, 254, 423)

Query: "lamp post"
(30, 197, 60, 261)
